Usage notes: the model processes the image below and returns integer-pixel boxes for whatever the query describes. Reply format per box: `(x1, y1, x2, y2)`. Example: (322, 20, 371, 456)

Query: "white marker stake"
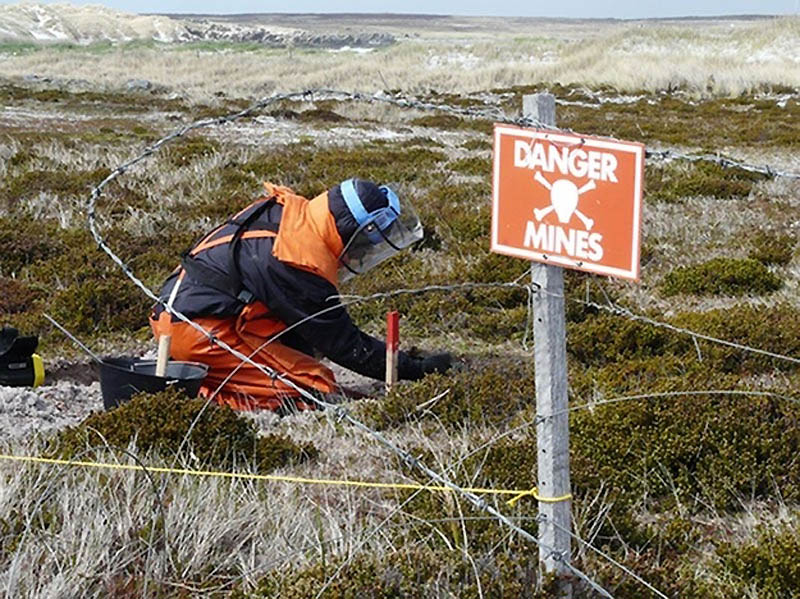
(524, 93, 573, 598)
(385, 311, 399, 392)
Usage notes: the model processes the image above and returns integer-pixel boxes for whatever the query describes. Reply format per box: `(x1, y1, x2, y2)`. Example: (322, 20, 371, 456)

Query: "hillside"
(0, 3, 394, 47)
(0, 3, 188, 42)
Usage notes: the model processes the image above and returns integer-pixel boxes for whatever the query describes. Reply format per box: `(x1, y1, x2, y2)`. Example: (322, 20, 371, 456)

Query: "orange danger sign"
(491, 124, 645, 280)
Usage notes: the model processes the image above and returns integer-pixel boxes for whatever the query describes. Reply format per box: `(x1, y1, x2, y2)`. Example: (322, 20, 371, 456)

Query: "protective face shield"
(337, 179, 424, 282)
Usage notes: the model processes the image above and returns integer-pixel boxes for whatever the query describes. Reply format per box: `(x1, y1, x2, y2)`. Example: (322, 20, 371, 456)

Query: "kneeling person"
(151, 178, 451, 411)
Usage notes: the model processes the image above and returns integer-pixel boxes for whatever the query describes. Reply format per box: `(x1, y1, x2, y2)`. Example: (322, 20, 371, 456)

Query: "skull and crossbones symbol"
(532, 171, 595, 231)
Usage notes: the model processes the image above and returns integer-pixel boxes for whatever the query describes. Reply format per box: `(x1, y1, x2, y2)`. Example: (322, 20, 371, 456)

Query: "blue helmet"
(328, 178, 423, 281)
(335, 178, 400, 244)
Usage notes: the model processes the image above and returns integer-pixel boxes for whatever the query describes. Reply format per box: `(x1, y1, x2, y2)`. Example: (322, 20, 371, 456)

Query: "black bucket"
(99, 356, 208, 411)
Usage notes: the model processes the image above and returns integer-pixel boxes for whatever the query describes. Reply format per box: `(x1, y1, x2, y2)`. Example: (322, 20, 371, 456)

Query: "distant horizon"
(1, 0, 798, 19)
(146, 12, 789, 20)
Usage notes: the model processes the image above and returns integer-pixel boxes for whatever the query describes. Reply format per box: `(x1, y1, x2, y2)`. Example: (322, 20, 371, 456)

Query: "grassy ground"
(1, 16, 798, 100)
(1, 61, 800, 598)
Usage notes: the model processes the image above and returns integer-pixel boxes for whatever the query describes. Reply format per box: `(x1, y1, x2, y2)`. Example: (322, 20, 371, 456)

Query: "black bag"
(0, 326, 44, 387)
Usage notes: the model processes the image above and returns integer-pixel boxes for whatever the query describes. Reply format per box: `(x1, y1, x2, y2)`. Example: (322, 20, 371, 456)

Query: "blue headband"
(341, 179, 400, 243)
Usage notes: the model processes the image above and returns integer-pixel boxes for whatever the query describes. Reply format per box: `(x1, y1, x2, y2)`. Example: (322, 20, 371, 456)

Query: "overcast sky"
(3, 0, 799, 18)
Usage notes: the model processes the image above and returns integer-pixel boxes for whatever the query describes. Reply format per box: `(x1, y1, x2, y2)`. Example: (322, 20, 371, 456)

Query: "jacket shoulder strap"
(180, 197, 279, 304)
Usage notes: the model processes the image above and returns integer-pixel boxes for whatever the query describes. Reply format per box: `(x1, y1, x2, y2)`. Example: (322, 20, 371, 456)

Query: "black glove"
(420, 352, 453, 375)
(398, 351, 453, 381)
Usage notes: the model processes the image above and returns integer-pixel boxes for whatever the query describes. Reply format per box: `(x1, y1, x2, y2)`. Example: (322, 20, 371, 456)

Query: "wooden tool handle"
(156, 334, 171, 377)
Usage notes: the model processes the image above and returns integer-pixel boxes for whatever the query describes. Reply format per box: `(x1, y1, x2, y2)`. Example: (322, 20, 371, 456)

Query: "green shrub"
(573, 392, 800, 511)
(712, 522, 800, 598)
(417, 182, 491, 246)
(645, 161, 769, 203)
(0, 84, 186, 112)
(568, 313, 686, 367)
(81, 122, 159, 145)
(51, 389, 317, 473)
(407, 135, 444, 147)
(48, 276, 150, 336)
(166, 136, 220, 166)
(420, 90, 490, 108)
(673, 303, 800, 373)
(6, 227, 149, 335)
(0, 216, 67, 275)
(461, 138, 490, 151)
(749, 230, 795, 266)
(466, 251, 528, 283)
(0, 277, 40, 314)
(470, 305, 529, 342)
(297, 108, 347, 123)
(102, 227, 196, 282)
(242, 547, 557, 599)
(264, 105, 347, 123)
(568, 355, 737, 398)
(569, 304, 800, 374)
(0, 214, 180, 336)
(661, 257, 782, 296)
(0, 167, 111, 208)
(266, 108, 300, 119)
(448, 156, 489, 176)
(556, 90, 799, 149)
(563, 270, 621, 324)
(359, 355, 535, 430)
(191, 98, 252, 120)
(468, 380, 800, 514)
(185, 164, 262, 220)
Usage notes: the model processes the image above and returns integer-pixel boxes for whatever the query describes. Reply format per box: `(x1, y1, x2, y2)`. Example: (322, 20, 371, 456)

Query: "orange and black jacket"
(156, 183, 425, 381)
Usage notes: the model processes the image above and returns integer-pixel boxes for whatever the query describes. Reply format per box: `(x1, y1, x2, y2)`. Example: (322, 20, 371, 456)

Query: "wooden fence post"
(523, 93, 573, 596)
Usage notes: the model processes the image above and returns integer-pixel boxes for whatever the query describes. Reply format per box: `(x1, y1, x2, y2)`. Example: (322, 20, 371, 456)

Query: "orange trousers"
(150, 301, 336, 411)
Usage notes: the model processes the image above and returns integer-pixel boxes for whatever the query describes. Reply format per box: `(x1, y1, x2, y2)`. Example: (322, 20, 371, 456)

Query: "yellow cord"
(0, 453, 572, 506)
(506, 487, 572, 506)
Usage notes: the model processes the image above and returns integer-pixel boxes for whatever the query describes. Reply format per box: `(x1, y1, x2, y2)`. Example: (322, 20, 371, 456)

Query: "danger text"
(514, 140, 618, 183)
(523, 221, 604, 262)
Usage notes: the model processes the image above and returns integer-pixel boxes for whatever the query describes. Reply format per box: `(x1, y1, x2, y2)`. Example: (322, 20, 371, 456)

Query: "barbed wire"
(329, 281, 800, 370)
(334, 280, 537, 303)
(80, 87, 800, 193)
(79, 85, 800, 597)
(562, 389, 800, 418)
(642, 148, 800, 180)
(85, 94, 614, 597)
(580, 297, 800, 367)
(369, 89, 798, 179)
(332, 89, 799, 179)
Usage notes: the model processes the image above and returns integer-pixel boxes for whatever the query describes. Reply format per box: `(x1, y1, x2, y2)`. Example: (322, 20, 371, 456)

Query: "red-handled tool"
(385, 310, 399, 392)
